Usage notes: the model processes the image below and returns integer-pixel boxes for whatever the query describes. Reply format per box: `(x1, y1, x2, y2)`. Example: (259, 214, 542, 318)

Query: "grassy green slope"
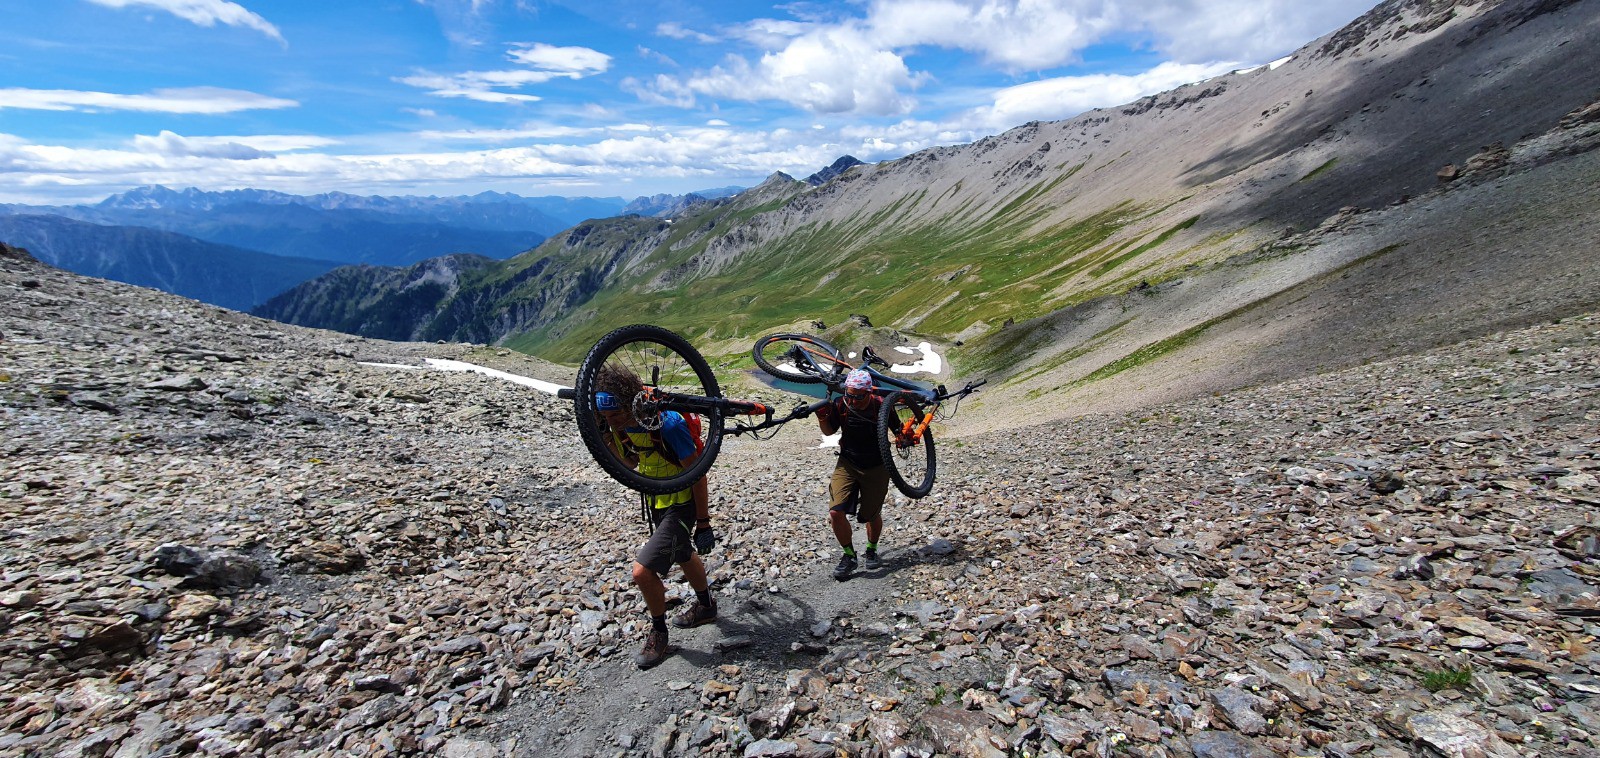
(512, 174, 1211, 365)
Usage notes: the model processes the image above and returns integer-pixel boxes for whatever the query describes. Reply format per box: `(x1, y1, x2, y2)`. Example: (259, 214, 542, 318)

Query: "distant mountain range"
(0, 185, 743, 310)
(0, 214, 341, 312)
(621, 186, 747, 218)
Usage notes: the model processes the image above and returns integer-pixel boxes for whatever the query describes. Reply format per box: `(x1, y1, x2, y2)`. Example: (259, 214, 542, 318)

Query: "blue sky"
(0, 0, 1375, 204)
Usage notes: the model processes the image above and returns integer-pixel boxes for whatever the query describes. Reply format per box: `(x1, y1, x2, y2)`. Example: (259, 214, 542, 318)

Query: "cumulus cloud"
(85, 0, 285, 44)
(1129, 0, 1374, 63)
(643, 0, 1370, 116)
(0, 123, 852, 203)
(0, 87, 298, 114)
(400, 43, 610, 103)
(866, 0, 1118, 70)
(968, 60, 1240, 129)
(676, 26, 923, 115)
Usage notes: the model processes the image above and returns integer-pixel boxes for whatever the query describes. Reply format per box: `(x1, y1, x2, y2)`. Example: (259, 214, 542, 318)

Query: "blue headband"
(595, 391, 621, 411)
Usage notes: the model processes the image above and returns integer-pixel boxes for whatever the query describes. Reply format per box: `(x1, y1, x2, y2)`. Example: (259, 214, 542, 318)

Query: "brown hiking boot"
(671, 597, 717, 628)
(635, 627, 669, 670)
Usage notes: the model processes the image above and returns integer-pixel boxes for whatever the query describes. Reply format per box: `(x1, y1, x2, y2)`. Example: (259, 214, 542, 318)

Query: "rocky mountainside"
(4, 237, 1599, 757)
(253, 254, 500, 342)
(257, 0, 1600, 423)
(803, 156, 865, 186)
(0, 214, 341, 311)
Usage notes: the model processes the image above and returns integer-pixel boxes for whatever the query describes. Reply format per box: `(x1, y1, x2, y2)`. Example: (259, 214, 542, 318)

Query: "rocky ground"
(1, 242, 1597, 757)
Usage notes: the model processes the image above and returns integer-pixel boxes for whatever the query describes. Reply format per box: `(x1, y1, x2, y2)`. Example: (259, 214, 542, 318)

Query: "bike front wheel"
(572, 325, 723, 495)
(752, 333, 843, 384)
(877, 391, 937, 498)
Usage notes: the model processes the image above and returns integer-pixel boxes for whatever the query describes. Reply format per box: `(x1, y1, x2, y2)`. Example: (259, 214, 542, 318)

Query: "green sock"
(842, 546, 856, 557)
(867, 542, 877, 552)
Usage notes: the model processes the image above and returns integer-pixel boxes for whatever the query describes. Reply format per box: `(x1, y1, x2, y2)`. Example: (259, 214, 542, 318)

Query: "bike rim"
(574, 326, 721, 495)
(881, 394, 935, 496)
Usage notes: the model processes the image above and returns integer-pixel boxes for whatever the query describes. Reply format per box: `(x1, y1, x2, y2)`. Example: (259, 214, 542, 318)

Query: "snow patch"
(359, 359, 568, 394)
(889, 342, 942, 374)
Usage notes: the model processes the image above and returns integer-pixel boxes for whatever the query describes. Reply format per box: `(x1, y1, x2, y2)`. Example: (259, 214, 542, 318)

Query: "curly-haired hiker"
(592, 364, 718, 669)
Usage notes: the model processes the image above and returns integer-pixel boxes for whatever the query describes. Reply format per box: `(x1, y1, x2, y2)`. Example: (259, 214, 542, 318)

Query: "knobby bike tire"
(877, 391, 937, 498)
(572, 325, 724, 495)
(751, 333, 842, 384)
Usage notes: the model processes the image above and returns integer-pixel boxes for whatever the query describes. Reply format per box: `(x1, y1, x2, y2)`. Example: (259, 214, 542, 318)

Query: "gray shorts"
(636, 503, 696, 576)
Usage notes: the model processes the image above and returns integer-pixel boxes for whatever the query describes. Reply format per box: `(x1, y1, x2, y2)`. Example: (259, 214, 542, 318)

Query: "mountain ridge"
(258, 0, 1600, 428)
(0, 214, 342, 311)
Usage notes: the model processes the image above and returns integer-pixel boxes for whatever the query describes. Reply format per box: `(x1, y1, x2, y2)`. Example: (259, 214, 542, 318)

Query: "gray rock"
(1188, 730, 1277, 758)
(1406, 711, 1519, 757)
(1208, 687, 1270, 735)
(144, 375, 208, 391)
(67, 392, 118, 412)
(430, 635, 486, 655)
(336, 693, 401, 731)
(744, 739, 800, 757)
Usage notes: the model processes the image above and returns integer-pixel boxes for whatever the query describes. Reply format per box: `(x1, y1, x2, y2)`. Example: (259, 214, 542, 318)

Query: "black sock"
(696, 590, 712, 607)
(651, 614, 667, 632)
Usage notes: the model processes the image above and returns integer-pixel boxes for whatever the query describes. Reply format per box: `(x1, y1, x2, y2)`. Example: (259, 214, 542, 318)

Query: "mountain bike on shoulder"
(751, 332, 984, 498)
(557, 324, 829, 495)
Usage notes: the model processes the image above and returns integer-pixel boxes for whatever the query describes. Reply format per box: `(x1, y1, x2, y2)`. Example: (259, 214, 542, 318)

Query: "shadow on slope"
(1187, 0, 1600, 232)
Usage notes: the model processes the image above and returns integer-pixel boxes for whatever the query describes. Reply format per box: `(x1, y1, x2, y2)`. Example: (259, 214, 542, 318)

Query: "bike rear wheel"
(752, 333, 842, 384)
(573, 325, 723, 495)
(877, 391, 937, 498)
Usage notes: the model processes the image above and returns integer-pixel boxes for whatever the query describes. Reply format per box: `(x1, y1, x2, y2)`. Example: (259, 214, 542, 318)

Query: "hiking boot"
(833, 553, 858, 580)
(635, 627, 669, 670)
(862, 549, 881, 570)
(672, 597, 718, 628)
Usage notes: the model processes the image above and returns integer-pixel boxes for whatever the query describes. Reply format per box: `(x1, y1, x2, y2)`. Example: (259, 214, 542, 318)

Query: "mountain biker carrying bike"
(815, 369, 890, 579)
(593, 364, 717, 670)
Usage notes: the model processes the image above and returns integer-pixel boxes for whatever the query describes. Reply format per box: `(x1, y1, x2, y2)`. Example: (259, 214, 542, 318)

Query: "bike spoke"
(877, 391, 937, 498)
(574, 325, 721, 495)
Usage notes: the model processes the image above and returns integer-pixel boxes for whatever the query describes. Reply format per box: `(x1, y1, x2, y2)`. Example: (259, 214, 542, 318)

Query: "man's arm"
(816, 400, 839, 436)
(685, 448, 711, 521)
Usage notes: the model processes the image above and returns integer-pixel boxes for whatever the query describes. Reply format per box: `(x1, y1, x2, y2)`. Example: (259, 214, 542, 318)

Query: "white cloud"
(133, 130, 270, 159)
(968, 60, 1239, 129)
(0, 124, 848, 203)
(85, 0, 285, 44)
(866, 0, 1118, 70)
(506, 43, 610, 74)
(1128, 0, 1374, 63)
(417, 124, 649, 142)
(0, 87, 298, 114)
(132, 131, 338, 155)
(675, 25, 922, 115)
(656, 22, 718, 44)
(643, 0, 1370, 117)
(400, 43, 609, 103)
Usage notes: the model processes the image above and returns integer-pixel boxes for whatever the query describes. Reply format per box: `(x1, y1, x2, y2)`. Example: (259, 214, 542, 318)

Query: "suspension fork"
(897, 401, 939, 446)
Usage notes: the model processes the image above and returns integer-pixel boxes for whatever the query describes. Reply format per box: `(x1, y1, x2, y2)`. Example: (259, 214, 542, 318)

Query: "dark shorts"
(636, 503, 696, 576)
(829, 458, 889, 524)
